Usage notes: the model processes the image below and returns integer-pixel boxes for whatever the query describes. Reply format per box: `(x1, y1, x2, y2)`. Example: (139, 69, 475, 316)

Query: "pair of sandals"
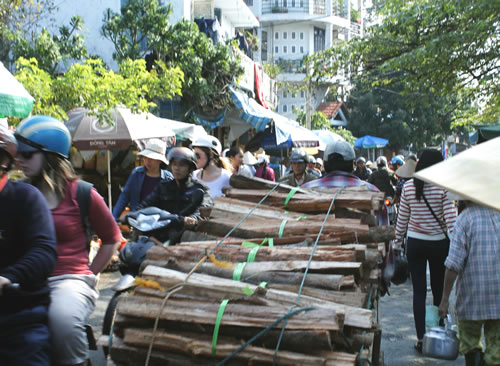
(414, 340, 423, 353)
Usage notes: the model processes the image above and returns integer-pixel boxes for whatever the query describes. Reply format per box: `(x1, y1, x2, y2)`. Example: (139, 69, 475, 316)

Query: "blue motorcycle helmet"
(391, 156, 404, 166)
(15, 115, 72, 159)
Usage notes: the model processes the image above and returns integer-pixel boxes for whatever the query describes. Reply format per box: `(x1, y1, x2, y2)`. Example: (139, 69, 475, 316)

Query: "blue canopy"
(354, 135, 389, 149)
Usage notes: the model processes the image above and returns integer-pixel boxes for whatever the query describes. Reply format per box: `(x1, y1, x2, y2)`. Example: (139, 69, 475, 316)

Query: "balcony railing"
(263, 0, 327, 15)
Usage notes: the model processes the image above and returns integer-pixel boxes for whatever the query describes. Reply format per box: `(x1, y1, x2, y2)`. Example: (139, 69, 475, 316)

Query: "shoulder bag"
(422, 193, 450, 242)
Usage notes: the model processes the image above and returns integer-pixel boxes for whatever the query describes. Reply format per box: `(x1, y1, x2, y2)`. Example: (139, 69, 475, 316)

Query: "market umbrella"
(65, 107, 175, 210)
(354, 135, 389, 161)
(312, 129, 344, 150)
(414, 137, 500, 212)
(354, 135, 389, 149)
(0, 61, 34, 118)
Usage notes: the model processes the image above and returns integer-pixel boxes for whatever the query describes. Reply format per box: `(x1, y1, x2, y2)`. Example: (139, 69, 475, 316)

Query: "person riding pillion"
(14, 115, 122, 366)
(279, 149, 318, 186)
(131, 147, 213, 244)
(191, 136, 232, 199)
(0, 124, 58, 366)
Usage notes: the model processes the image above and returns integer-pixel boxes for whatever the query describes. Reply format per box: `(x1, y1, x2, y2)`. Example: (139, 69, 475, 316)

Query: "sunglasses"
(18, 151, 39, 160)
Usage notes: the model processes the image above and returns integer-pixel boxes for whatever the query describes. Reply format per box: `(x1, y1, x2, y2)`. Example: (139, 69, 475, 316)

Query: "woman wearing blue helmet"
(16, 115, 121, 366)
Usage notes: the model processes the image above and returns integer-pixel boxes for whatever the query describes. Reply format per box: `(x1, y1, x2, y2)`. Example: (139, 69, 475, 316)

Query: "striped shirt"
(395, 179, 456, 242)
(445, 204, 500, 320)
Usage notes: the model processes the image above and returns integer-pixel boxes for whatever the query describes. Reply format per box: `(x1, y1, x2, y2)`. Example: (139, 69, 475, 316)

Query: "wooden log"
(230, 174, 307, 193)
(153, 259, 350, 290)
(117, 295, 340, 331)
(140, 266, 373, 329)
(197, 218, 393, 243)
(146, 245, 359, 264)
(123, 328, 356, 366)
(178, 234, 342, 246)
(269, 284, 368, 308)
(229, 174, 384, 212)
(140, 260, 357, 290)
(112, 312, 335, 354)
(98, 335, 220, 366)
(223, 187, 384, 212)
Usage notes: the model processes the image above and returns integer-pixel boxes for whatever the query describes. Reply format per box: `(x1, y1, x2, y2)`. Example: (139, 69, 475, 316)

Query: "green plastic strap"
(284, 187, 300, 207)
(247, 246, 260, 263)
(212, 299, 229, 356)
(241, 241, 259, 248)
(268, 238, 274, 247)
(279, 219, 288, 238)
(233, 262, 247, 281)
(296, 215, 307, 221)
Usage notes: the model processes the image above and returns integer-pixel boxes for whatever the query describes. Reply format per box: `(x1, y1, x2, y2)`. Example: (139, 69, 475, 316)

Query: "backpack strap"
(76, 180, 94, 252)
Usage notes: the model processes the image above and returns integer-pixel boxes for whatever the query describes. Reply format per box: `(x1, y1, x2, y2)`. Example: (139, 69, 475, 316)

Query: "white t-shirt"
(193, 169, 232, 199)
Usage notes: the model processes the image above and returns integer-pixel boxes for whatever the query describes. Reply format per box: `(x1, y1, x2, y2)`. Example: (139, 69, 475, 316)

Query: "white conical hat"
(414, 137, 500, 211)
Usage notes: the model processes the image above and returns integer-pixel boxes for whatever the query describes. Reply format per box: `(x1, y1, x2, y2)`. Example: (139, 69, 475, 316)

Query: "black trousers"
(406, 237, 449, 340)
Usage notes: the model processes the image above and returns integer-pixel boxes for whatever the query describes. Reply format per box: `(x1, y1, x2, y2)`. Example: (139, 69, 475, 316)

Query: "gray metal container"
(422, 315, 459, 360)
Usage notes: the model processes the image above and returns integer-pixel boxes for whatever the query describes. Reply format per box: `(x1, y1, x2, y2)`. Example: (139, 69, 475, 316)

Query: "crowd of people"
(1, 114, 498, 366)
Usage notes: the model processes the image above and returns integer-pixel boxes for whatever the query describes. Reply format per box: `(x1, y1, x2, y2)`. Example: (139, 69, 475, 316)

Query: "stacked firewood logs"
(101, 175, 392, 365)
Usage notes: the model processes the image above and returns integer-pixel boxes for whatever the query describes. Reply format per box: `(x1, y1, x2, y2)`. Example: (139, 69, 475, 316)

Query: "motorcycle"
(102, 207, 176, 352)
(385, 196, 398, 226)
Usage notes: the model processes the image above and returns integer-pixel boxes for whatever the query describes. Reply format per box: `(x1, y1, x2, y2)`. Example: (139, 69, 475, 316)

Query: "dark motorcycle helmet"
(167, 147, 197, 170)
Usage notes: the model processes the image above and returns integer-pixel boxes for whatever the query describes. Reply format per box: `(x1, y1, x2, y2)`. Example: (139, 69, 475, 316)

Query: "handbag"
(422, 193, 450, 242)
(383, 240, 409, 286)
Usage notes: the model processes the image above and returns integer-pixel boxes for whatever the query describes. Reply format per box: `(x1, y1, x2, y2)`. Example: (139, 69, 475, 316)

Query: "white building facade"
(245, 0, 364, 119)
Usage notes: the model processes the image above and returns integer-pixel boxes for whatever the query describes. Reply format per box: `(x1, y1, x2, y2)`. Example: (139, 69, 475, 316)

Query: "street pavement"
(90, 271, 465, 366)
(380, 278, 463, 366)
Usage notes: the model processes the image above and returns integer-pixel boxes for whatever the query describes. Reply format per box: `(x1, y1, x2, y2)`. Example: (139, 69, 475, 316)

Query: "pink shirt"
(51, 180, 121, 276)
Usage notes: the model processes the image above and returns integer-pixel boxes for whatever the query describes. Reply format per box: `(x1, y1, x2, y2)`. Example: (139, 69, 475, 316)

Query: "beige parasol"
(414, 137, 500, 211)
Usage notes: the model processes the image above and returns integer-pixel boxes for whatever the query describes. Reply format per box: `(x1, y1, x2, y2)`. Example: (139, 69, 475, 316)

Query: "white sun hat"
(137, 138, 168, 165)
(414, 137, 500, 211)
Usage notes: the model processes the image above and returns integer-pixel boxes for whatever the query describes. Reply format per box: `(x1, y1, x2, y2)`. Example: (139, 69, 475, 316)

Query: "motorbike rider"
(0, 124, 58, 366)
(354, 156, 372, 181)
(15, 115, 122, 366)
(391, 155, 404, 172)
(279, 149, 318, 186)
(129, 147, 213, 244)
(368, 156, 397, 197)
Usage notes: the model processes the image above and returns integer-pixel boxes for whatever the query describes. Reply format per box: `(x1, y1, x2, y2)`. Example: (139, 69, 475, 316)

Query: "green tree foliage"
(101, 1, 244, 114)
(101, 0, 171, 62)
(346, 79, 453, 151)
(13, 57, 183, 126)
(293, 107, 356, 144)
(349, 0, 499, 126)
(13, 16, 87, 75)
(0, 0, 57, 66)
(162, 20, 243, 113)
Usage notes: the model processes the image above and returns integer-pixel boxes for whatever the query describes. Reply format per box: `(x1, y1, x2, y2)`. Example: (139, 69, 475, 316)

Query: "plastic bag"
(426, 305, 440, 328)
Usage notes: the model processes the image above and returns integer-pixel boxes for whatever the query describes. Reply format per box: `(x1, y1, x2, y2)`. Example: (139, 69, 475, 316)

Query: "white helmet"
(192, 135, 222, 156)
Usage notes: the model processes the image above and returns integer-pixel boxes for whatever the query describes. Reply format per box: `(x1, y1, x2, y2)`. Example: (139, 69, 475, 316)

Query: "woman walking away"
(394, 149, 457, 354)
(112, 138, 173, 220)
(227, 146, 253, 177)
(15, 115, 121, 366)
(191, 136, 232, 199)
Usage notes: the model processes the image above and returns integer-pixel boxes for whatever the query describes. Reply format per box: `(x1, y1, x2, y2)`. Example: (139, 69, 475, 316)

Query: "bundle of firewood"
(102, 175, 392, 365)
